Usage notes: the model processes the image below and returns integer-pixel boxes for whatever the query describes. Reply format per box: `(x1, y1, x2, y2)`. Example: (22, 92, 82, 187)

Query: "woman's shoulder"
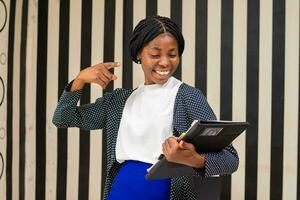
(109, 88, 135, 100)
(178, 82, 205, 97)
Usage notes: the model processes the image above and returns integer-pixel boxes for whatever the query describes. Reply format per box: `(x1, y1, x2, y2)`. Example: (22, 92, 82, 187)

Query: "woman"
(53, 15, 239, 200)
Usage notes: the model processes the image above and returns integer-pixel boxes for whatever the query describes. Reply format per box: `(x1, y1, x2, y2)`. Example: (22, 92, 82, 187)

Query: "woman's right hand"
(70, 62, 121, 91)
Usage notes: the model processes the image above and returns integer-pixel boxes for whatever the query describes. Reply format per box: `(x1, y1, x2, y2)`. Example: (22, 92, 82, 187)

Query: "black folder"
(146, 120, 249, 180)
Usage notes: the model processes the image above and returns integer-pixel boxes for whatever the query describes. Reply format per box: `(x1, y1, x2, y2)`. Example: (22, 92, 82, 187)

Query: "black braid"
(129, 15, 185, 63)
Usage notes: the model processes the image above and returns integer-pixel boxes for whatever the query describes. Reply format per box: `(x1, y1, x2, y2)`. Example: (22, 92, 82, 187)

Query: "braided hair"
(129, 15, 185, 63)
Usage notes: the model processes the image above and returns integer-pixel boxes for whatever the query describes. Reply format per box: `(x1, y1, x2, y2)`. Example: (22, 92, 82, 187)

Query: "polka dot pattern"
(53, 83, 239, 200)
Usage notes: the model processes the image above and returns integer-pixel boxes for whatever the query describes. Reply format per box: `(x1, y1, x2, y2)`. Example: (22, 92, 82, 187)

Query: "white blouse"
(116, 77, 182, 164)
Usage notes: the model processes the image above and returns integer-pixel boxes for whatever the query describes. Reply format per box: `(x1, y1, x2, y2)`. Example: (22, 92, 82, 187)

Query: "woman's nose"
(158, 57, 169, 67)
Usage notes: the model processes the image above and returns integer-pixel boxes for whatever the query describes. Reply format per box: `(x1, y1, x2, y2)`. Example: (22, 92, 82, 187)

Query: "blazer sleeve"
(52, 83, 113, 130)
(186, 88, 239, 177)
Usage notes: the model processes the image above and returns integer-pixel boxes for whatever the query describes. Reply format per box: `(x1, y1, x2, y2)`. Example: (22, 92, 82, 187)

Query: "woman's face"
(138, 33, 180, 85)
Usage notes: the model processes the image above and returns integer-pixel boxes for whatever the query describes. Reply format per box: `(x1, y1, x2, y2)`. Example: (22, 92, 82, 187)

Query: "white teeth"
(155, 70, 170, 75)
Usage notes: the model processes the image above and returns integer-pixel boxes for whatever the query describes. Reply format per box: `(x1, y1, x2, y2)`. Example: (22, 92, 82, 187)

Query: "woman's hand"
(70, 62, 121, 91)
(162, 136, 205, 169)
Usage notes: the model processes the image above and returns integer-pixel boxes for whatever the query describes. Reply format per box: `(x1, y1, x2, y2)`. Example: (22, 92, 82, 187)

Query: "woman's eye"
(150, 55, 160, 58)
(169, 54, 177, 58)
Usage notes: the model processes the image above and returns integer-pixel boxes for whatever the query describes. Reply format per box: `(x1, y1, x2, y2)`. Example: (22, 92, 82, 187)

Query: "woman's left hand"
(162, 136, 205, 169)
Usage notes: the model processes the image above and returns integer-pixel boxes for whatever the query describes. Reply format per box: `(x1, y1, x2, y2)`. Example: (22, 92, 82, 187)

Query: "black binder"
(146, 120, 249, 180)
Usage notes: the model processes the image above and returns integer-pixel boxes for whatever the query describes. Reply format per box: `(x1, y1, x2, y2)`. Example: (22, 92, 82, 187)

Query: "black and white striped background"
(0, 0, 299, 199)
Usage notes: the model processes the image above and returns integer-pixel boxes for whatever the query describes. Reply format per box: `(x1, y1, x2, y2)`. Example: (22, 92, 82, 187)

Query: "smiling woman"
(52, 15, 239, 200)
(138, 33, 179, 85)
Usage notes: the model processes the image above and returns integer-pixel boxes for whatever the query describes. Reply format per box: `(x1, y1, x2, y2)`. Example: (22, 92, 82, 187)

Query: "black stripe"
(19, 0, 28, 199)
(171, 0, 182, 80)
(220, 0, 233, 199)
(122, 0, 133, 90)
(35, 1, 48, 199)
(102, 0, 116, 198)
(146, 0, 157, 16)
(78, 0, 93, 199)
(6, 0, 16, 199)
(104, 0, 116, 92)
(245, 0, 259, 199)
(270, 0, 285, 199)
(195, 0, 207, 95)
(56, 0, 70, 199)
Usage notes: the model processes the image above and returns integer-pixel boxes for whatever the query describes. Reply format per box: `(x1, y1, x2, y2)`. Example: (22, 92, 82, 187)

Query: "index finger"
(102, 62, 121, 69)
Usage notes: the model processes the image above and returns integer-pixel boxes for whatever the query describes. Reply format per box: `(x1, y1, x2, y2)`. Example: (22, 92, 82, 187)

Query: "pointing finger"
(102, 62, 121, 69)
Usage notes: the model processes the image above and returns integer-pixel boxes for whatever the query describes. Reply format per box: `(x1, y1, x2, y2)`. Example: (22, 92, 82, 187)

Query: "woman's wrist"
(70, 78, 85, 92)
(191, 153, 205, 169)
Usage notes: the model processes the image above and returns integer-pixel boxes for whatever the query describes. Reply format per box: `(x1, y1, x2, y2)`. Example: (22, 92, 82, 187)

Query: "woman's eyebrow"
(149, 47, 177, 51)
(150, 47, 161, 51)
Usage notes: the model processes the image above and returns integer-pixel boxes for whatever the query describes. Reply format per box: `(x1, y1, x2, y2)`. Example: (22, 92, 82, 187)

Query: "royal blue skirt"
(106, 160, 170, 200)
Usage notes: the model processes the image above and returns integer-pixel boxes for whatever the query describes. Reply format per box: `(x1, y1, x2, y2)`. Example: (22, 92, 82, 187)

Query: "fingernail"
(112, 75, 118, 80)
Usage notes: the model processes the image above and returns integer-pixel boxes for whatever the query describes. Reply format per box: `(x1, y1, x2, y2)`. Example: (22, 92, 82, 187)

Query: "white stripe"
(157, 0, 170, 17)
(67, 1, 82, 200)
(12, 0, 23, 199)
(89, 0, 104, 199)
(25, 0, 38, 199)
(181, 0, 195, 87)
(0, 0, 10, 198)
(282, 0, 299, 199)
(231, 0, 247, 199)
(133, 0, 146, 88)
(207, 0, 221, 118)
(257, 0, 273, 199)
(114, 0, 123, 89)
(45, 0, 59, 199)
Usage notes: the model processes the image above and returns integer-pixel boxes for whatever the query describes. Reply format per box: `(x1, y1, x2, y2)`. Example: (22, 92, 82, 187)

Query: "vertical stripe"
(181, 0, 195, 86)
(35, 0, 48, 198)
(195, 0, 208, 95)
(12, 0, 22, 199)
(101, 0, 116, 197)
(122, 0, 133, 89)
(231, 0, 247, 199)
(133, 0, 145, 88)
(298, 1, 300, 197)
(157, 0, 170, 17)
(78, 1, 93, 199)
(46, 0, 59, 199)
(257, 0, 272, 199)
(56, 0, 69, 200)
(245, 0, 259, 199)
(207, 0, 221, 117)
(283, 1, 299, 199)
(89, 0, 104, 199)
(19, 0, 28, 199)
(67, 0, 81, 199)
(298, 2, 300, 196)
(170, 0, 182, 80)
(146, 0, 157, 16)
(220, 0, 233, 199)
(6, 0, 16, 199)
(103, 0, 116, 93)
(270, 0, 285, 199)
(25, 0, 38, 198)
(114, 0, 123, 89)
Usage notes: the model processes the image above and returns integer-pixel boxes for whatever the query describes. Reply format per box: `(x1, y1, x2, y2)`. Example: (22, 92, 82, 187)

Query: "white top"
(116, 77, 182, 164)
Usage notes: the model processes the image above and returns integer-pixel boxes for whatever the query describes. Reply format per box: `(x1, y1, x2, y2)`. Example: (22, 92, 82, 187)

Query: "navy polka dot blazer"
(53, 82, 239, 200)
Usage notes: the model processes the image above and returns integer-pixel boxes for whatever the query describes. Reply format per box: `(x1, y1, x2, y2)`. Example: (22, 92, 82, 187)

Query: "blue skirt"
(107, 160, 170, 200)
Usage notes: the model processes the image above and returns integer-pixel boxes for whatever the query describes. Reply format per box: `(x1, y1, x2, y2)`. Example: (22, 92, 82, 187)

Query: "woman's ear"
(136, 55, 141, 64)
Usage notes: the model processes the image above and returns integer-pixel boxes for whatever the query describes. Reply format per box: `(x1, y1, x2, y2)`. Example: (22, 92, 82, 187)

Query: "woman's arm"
(186, 89, 239, 177)
(52, 83, 113, 130)
(52, 62, 120, 130)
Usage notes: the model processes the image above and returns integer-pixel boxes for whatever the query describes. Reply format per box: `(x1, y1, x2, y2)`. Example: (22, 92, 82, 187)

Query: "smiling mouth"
(154, 70, 170, 76)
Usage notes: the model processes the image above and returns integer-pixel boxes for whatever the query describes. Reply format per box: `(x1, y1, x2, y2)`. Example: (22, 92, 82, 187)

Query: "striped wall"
(0, 0, 299, 199)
